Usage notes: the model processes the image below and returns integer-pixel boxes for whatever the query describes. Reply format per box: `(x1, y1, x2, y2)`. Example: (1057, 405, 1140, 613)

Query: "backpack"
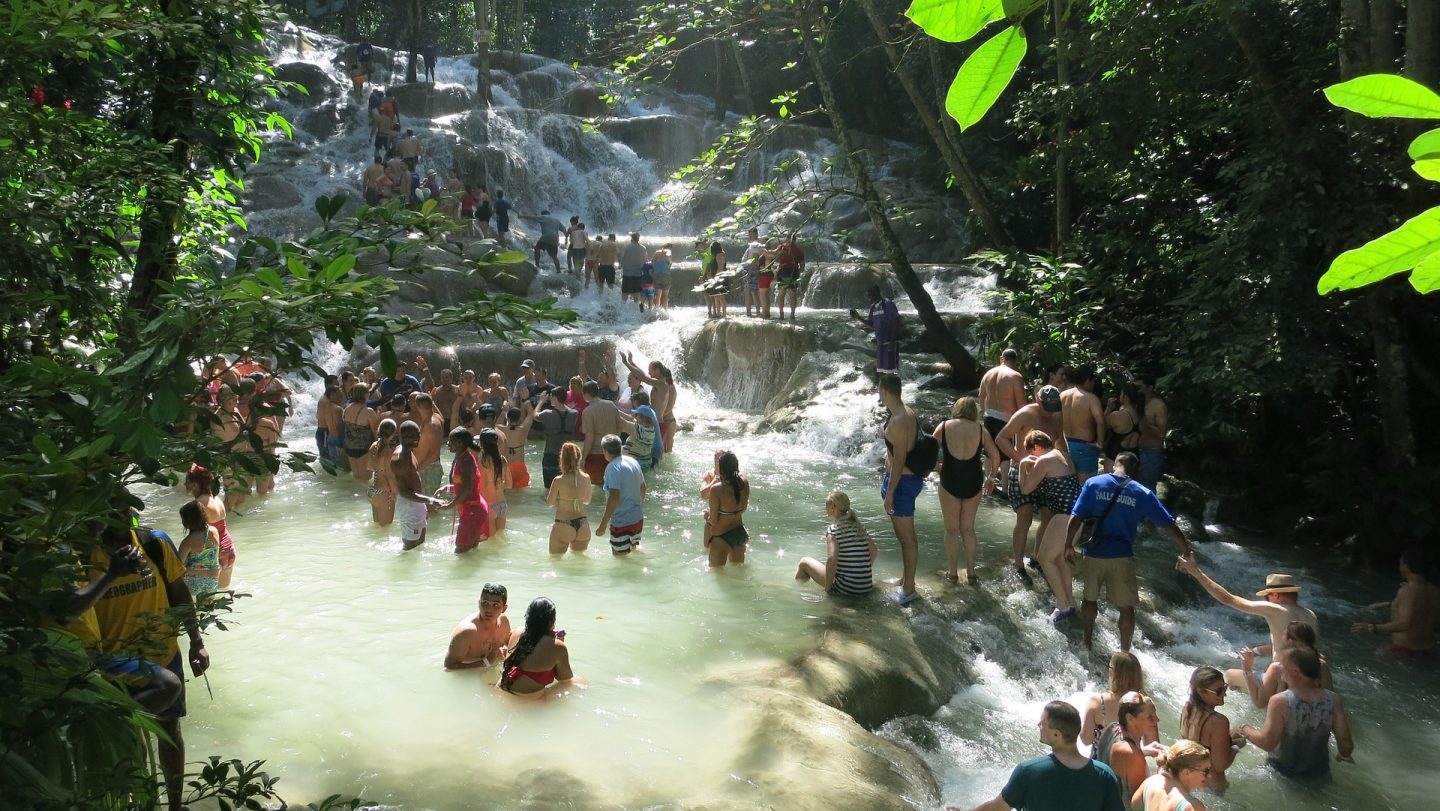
(905, 433, 940, 477)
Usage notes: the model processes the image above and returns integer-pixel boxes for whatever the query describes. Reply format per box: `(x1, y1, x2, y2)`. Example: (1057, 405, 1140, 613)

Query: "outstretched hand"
(1175, 554, 1198, 575)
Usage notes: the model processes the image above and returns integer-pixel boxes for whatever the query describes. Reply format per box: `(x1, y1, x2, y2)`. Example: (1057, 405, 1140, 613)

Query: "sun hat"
(1256, 573, 1301, 596)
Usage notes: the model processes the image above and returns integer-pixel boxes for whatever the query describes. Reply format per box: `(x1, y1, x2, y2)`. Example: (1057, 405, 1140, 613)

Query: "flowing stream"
(151, 25, 1440, 810)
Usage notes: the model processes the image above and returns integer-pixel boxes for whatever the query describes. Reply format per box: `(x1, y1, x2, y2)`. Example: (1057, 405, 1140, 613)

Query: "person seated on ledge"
(796, 491, 876, 596)
(445, 582, 511, 670)
(498, 597, 574, 696)
(1349, 546, 1438, 660)
(1239, 620, 1331, 708)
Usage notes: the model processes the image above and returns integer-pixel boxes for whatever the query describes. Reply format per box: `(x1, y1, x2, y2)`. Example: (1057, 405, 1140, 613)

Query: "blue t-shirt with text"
(1071, 473, 1174, 559)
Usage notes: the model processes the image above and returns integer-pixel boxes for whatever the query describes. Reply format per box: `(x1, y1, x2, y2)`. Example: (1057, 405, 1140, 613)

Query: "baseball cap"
(520, 359, 535, 369)
(477, 403, 497, 418)
(1038, 385, 1062, 412)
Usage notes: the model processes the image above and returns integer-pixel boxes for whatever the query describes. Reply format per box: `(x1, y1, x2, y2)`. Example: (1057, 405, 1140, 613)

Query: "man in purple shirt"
(849, 285, 901, 376)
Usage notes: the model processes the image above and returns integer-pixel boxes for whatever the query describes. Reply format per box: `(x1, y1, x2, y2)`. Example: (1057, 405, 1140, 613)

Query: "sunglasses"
(1202, 685, 1228, 696)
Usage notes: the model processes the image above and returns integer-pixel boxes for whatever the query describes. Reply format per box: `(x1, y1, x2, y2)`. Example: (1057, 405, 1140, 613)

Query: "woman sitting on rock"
(795, 491, 876, 596)
(499, 597, 574, 697)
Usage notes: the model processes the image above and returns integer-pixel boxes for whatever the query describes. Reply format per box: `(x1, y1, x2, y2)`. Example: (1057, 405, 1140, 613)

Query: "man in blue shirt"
(378, 360, 424, 400)
(1065, 451, 1193, 652)
(952, 701, 1125, 811)
(597, 434, 646, 555)
(493, 190, 512, 244)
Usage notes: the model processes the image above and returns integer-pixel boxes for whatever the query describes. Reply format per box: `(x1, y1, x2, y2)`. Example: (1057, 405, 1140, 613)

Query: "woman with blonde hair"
(1131, 740, 1211, 811)
(547, 442, 592, 554)
(1179, 666, 1242, 788)
(367, 419, 398, 526)
(1082, 651, 1147, 746)
(795, 491, 876, 596)
(932, 395, 1001, 584)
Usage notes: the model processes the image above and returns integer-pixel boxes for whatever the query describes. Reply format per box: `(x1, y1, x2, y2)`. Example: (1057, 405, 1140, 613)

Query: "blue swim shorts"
(1067, 438, 1100, 475)
(882, 473, 924, 518)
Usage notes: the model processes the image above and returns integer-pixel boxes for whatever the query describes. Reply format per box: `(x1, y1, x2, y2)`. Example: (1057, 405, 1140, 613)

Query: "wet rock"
(273, 61, 336, 103)
(802, 263, 898, 309)
(564, 82, 609, 117)
(242, 175, 302, 211)
(382, 82, 476, 119)
(598, 115, 710, 172)
(683, 319, 816, 412)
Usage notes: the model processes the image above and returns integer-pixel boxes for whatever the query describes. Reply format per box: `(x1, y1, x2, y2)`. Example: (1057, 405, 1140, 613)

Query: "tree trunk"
(341, 0, 357, 43)
(128, 3, 198, 328)
(1339, 0, 1370, 78)
(800, 19, 981, 387)
(1214, 0, 1299, 138)
(1406, 0, 1440, 85)
(476, 0, 492, 103)
(856, 0, 1016, 251)
(729, 39, 754, 115)
(1371, 0, 1398, 71)
(405, 0, 420, 83)
(712, 40, 728, 121)
(1052, 0, 1072, 253)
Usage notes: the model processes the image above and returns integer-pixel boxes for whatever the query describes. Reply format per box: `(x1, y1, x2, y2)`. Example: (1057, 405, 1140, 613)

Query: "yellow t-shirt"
(90, 531, 187, 662)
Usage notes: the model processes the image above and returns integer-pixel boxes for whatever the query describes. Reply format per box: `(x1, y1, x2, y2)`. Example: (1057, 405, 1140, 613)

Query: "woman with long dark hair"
(1104, 382, 1146, 469)
(703, 241, 728, 319)
(498, 597, 573, 696)
(700, 449, 749, 568)
(447, 427, 491, 552)
(185, 464, 237, 591)
(477, 428, 511, 536)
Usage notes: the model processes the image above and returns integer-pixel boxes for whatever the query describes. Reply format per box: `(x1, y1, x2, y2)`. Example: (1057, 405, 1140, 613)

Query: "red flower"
(31, 86, 45, 107)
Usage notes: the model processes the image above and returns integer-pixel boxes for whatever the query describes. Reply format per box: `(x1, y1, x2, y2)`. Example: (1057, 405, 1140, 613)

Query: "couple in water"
(445, 583, 575, 697)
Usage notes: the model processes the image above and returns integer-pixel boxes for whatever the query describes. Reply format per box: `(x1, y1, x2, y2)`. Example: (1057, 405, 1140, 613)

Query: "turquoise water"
(145, 306, 1439, 810)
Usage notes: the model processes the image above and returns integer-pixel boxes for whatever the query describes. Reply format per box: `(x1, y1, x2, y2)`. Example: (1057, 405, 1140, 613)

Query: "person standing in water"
(771, 233, 805, 320)
(476, 428, 510, 536)
(702, 240, 728, 318)
(503, 402, 535, 489)
(499, 597, 574, 695)
(1179, 666, 1244, 789)
(652, 243, 673, 309)
(620, 352, 674, 465)
(184, 465, 237, 592)
(597, 434, 646, 555)
(422, 42, 437, 83)
(1237, 645, 1355, 778)
(1173, 559, 1319, 687)
(878, 372, 923, 605)
(701, 449, 749, 568)
(392, 420, 446, 551)
(411, 393, 446, 498)
(1130, 741, 1212, 811)
(997, 385, 1067, 583)
(176, 501, 220, 602)
(1067, 451, 1193, 652)
(1350, 546, 1438, 659)
(795, 491, 876, 596)
(848, 285, 902, 377)
(367, 419, 398, 526)
(446, 428, 491, 553)
(1136, 371, 1168, 489)
(1060, 367, 1106, 484)
(1081, 651, 1146, 747)
(342, 382, 380, 483)
(951, 701, 1124, 811)
(979, 348, 1028, 490)
(1017, 430, 1081, 622)
(547, 442, 592, 554)
(932, 396, 1000, 585)
(620, 231, 649, 310)
(1094, 691, 1159, 805)
(445, 583, 511, 670)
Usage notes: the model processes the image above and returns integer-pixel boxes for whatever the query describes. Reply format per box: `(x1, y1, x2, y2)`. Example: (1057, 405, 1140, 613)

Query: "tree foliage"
(1, 0, 572, 804)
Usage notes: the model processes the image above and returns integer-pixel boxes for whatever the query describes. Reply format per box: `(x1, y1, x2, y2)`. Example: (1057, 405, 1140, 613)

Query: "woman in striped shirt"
(795, 491, 876, 596)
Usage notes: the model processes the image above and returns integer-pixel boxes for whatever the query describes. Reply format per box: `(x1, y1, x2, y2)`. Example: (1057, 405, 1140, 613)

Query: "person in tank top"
(1238, 645, 1354, 778)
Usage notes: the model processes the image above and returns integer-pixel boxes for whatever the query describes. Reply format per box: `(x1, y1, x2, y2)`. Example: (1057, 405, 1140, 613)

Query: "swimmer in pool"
(700, 449, 749, 568)
(499, 597, 574, 695)
(445, 583, 512, 670)
(547, 442, 592, 554)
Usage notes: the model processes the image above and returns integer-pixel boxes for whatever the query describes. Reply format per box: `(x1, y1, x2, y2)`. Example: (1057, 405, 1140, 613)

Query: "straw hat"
(1256, 573, 1301, 596)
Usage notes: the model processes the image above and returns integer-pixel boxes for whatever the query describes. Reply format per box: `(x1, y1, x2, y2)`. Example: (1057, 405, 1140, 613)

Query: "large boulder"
(564, 82, 609, 118)
(683, 319, 816, 412)
(273, 61, 336, 103)
(597, 115, 709, 172)
(802, 263, 899, 310)
(241, 174, 302, 211)
(382, 82, 476, 119)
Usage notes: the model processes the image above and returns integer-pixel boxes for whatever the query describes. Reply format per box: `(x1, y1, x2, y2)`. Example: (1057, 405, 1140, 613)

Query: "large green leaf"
(1413, 159, 1440, 182)
(1411, 250, 1440, 294)
(1407, 127, 1440, 160)
(1323, 74, 1440, 120)
(1318, 206, 1440, 294)
(945, 25, 1027, 131)
(905, 0, 1004, 43)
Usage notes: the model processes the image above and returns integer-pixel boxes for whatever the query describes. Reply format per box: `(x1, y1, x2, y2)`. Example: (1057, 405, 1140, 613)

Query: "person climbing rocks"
(422, 42, 438, 83)
(493, 190, 512, 245)
(620, 231, 649, 311)
(520, 209, 564, 273)
(398, 129, 422, 172)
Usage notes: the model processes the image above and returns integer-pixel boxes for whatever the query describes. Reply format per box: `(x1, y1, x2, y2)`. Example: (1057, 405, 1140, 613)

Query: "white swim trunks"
(396, 498, 428, 542)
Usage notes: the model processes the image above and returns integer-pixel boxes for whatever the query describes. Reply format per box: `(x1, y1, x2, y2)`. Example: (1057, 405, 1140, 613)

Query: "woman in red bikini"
(185, 464, 236, 591)
(499, 597, 573, 696)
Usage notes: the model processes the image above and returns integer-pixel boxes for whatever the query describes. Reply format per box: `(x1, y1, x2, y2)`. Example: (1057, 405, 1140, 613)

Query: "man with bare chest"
(1060, 367, 1105, 483)
(979, 348, 1027, 487)
(392, 421, 446, 550)
(444, 583, 513, 670)
(411, 393, 446, 497)
(996, 385, 1068, 582)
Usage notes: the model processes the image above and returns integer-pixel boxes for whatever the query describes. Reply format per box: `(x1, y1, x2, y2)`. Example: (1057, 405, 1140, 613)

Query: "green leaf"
(322, 254, 356, 282)
(1410, 249, 1440, 294)
(1407, 127, 1440, 160)
(379, 335, 397, 378)
(1318, 206, 1440, 294)
(1414, 159, 1440, 182)
(1002, 0, 1044, 18)
(906, 0, 1004, 42)
(945, 25, 1027, 131)
(1323, 74, 1440, 120)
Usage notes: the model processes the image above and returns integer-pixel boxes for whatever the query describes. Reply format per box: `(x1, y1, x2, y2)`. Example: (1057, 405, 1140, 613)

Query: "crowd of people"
(48, 309, 1438, 809)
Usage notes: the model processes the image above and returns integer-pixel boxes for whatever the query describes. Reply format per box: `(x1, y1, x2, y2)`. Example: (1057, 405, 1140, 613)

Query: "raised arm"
(995, 416, 1026, 463)
(1175, 557, 1269, 615)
